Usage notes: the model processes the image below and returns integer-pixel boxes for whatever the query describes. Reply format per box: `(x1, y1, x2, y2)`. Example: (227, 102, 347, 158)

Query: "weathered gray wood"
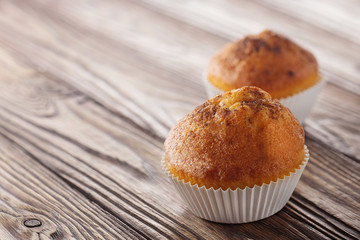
(0, 0, 359, 239)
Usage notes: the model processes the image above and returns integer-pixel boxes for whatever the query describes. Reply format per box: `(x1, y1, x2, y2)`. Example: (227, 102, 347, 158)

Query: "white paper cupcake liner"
(202, 72, 325, 123)
(278, 80, 324, 123)
(163, 146, 309, 224)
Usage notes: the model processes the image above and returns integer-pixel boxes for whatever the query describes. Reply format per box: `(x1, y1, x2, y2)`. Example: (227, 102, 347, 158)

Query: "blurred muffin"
(204, 30, 324, 123)
(163, 86, 309, 223)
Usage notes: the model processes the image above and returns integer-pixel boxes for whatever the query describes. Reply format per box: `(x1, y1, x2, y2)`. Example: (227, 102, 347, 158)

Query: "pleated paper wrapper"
(163, 146, 309, 224)
(202, 73, 325, 123)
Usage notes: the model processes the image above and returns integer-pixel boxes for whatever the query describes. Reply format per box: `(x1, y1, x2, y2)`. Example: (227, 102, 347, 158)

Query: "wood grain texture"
(0, 0, 359, 239)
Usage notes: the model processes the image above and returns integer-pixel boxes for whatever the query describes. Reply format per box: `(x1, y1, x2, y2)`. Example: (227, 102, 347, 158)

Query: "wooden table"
(0, 0, 359, 239)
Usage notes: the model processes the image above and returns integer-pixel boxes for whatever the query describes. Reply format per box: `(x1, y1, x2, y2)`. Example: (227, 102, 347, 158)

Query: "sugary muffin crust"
(163, 86, 305, 190)
(207, 30, 319, 99)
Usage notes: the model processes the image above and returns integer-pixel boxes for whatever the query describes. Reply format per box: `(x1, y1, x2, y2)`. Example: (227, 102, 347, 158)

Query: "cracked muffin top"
(163, 86, 305, 190)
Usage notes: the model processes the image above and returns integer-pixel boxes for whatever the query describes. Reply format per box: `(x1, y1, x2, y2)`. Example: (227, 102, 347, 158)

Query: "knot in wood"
(24, 218, 42, 228)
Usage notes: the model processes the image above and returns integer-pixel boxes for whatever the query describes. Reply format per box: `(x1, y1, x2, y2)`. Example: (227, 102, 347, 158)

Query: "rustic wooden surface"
(0, 0, 359, 239)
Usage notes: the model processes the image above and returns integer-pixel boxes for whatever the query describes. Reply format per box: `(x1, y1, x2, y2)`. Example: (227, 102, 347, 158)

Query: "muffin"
(204, 30, 324, 123)
(163, 86, 309, 223)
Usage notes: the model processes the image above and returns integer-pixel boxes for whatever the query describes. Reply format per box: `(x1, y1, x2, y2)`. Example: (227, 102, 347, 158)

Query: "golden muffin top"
(207, 30, 319, 99)
(163, 86, 305, 190)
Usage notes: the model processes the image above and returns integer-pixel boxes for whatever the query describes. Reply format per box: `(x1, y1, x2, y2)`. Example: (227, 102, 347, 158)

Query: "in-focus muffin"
(204, 30, 324, 123)
(163, 86, 309, 223)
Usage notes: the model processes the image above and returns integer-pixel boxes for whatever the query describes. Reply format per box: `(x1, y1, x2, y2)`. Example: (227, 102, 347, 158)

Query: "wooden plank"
(0, 87, 211, 239)
(257, 0, 360, 43)
(0, 134, 146, 240)
(0, 0, 217, 135)
(0, 65, 229, 239)
(305, 83, 360, 159)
